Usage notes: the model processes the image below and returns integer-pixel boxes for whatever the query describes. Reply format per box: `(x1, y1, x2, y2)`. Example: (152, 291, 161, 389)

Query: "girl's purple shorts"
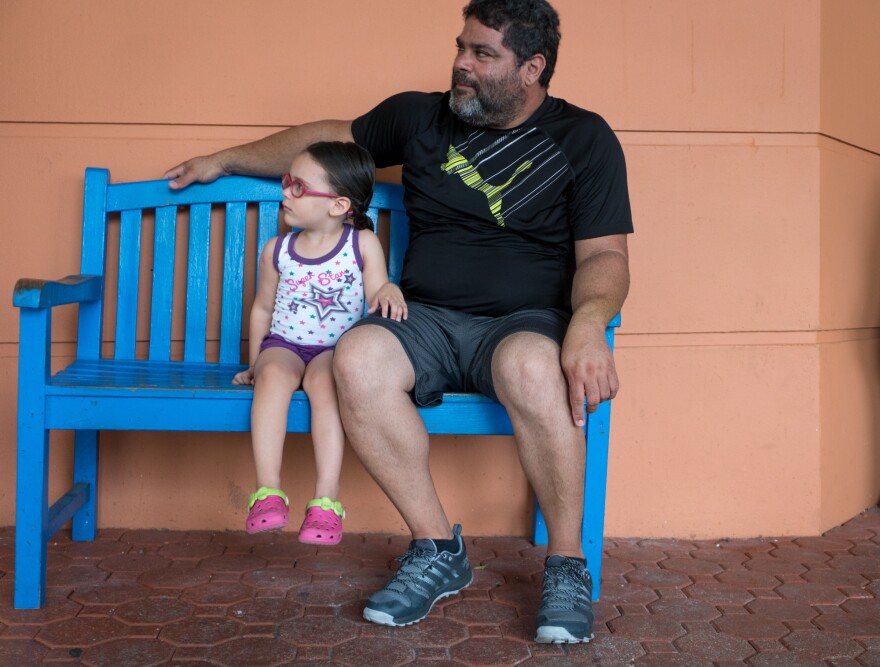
(259, 334, 333, 366)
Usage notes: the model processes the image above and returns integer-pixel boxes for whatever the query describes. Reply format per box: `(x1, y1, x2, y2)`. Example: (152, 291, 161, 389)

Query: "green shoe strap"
(249, 487, 289, 509)
(306, 496, 345, 519)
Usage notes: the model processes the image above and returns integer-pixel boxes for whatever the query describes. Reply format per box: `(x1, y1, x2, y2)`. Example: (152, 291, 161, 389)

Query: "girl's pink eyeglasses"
(281, 174, 339, 199)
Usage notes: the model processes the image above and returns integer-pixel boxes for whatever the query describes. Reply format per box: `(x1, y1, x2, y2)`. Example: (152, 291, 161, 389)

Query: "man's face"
(449, 17, 526, 128)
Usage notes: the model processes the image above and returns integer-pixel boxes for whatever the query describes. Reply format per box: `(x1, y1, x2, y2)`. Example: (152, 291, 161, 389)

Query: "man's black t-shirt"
(351, 91, 633, 316)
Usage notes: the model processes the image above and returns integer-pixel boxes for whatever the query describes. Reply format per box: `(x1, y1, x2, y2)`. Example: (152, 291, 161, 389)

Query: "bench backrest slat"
(78, 168, 410, 366)
(77, 168, 110, 360)
(115, 209, 143, 360)
(256, 202, 280, 284)
(184, 204, 212, 363)
(219, 202, 247, 364)
(387, 209, 410, 285)
(148, 206, 178, 361)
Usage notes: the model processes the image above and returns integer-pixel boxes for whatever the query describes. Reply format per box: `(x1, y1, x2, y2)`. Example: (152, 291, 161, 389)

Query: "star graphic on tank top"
(300, 283, 351, 322)
(343, 271, 356, 285)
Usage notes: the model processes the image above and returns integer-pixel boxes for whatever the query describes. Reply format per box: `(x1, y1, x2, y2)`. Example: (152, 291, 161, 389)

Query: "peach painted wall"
(1, 0, 878, 538)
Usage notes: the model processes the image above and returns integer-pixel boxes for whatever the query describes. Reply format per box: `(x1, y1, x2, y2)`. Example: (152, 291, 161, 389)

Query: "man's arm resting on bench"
(562, 234, 630, 425)
(164, 120, 354, 189)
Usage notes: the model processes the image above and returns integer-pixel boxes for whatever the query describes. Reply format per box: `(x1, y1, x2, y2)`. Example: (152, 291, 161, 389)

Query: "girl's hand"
(232, 367, 255, 385)
(368, 283, 408, 322)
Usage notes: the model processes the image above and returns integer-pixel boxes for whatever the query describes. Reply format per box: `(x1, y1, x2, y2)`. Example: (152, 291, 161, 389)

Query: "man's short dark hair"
(462, 0, 561, 88)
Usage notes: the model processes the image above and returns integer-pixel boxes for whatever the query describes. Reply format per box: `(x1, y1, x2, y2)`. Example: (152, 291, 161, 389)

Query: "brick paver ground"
(1, 507, 878, 666)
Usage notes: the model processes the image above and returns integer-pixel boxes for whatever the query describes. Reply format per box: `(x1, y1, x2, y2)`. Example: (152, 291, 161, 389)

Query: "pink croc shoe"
(298, 497, 345, 545)
(246, 487, 289, 535)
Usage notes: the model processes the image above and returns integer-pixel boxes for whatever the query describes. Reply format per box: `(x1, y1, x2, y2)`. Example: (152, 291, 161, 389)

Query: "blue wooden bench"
(12, 167, 619, 609)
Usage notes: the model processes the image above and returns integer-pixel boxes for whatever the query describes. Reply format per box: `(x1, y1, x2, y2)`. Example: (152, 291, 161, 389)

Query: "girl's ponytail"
(349, 204, 374, 231)
(305, 141, 376, 232)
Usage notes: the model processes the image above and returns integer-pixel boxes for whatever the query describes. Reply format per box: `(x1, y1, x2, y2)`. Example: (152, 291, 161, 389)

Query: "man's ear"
(521, 53, 546, 87)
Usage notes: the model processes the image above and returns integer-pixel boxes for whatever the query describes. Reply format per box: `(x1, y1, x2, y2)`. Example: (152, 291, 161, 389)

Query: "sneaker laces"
(542, 558, 589, 610)
(386, 543, 439, 597)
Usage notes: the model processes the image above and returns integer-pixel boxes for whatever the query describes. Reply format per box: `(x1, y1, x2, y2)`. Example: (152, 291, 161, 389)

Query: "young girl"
(233, 141, 406, 544)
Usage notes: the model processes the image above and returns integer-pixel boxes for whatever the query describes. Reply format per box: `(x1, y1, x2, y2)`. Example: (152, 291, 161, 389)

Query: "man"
(165, 0, 632, 644)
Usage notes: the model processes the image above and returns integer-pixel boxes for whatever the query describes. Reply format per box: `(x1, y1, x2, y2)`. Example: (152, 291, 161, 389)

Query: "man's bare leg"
(491, 332, 586, 559)
(334, 324, 471, 628)
(492, 331, 595, 644)
(333, 325, 453, 541)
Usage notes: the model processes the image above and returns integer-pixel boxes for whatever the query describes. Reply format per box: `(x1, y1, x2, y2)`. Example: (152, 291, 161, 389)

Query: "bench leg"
(582, 399, 612, 600)
(72, 430, 98, 541)
(14, 425, 50, 609)
(532, 505, 549, 546)
(15, 307, 51, 609)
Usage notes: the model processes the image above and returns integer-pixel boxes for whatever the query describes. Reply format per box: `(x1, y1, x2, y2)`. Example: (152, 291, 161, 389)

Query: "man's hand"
(564, 235, 629, 426)
(164, 154, 228, 190)
(560, 320, 619, 426)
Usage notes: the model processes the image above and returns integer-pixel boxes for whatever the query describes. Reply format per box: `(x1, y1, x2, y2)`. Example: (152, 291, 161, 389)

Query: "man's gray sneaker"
(363, 523, 473, 626)
(535, 554, 594, 644)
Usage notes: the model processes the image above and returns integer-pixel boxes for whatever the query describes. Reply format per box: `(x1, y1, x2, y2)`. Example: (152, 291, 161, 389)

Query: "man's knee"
(492, 334, 564, 406)
(333, 325, 414, 393)
(333, 327, 374, 387)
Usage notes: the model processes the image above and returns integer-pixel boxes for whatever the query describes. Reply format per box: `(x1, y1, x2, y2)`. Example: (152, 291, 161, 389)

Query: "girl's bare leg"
(302, 350, 344, 500)
(251, 347, 305, 490)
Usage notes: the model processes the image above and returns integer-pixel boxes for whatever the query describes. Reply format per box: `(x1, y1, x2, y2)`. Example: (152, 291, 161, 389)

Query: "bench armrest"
(13, 275, 102, 309)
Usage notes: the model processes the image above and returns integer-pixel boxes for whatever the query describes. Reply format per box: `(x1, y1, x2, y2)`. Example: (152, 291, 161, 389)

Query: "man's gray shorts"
(348, 302, 571, 407)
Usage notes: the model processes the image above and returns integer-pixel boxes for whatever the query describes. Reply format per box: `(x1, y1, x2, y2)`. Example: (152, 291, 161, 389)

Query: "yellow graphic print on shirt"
(441, 144, 533, 228)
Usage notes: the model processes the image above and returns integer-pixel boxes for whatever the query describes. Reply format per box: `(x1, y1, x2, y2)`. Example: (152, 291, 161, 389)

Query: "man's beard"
(449, 69, 525, 128)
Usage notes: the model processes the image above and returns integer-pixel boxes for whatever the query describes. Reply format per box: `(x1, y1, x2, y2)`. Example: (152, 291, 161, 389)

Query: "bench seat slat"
(43, 395, 514, 435)
(47, 359, 506, 407)
(49, 359, 246, 389)
(44, 359, 512, 435)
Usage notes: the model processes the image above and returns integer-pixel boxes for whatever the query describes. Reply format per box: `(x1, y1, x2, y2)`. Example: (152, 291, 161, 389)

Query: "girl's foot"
(246, 487, 289, 534)
(298, 497, 345, 545)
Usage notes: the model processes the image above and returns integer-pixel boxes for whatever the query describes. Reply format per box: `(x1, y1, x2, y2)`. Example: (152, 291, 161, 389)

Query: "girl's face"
(281, 154, 345, 230)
